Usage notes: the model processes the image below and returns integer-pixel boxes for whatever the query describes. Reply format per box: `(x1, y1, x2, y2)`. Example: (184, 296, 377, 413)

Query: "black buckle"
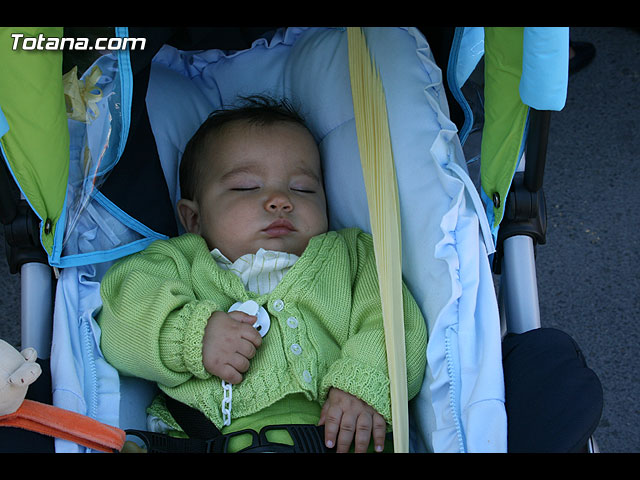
(125, 424, 332, 453)
(210, 424, 332, 453)
(239, 424, 331, 453)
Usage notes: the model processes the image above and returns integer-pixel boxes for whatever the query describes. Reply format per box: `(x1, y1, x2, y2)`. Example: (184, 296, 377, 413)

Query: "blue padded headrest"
(147, 26, 484, 241)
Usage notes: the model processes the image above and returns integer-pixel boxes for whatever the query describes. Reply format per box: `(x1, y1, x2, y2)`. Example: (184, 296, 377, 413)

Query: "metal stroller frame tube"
(20, 262, 53, 358)
(496, 109, 549, 335)
(1, 155, 54, 356)
(500, 235, 541, 334)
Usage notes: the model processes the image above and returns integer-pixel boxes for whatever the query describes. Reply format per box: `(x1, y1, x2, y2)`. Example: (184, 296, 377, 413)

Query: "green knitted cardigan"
(98, 228, 427, 429)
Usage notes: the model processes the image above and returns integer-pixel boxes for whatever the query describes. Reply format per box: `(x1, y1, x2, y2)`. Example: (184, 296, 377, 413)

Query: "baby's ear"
(176, 199, 201, 235)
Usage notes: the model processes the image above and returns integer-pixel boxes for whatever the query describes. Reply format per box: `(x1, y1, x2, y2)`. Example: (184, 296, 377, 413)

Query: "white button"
(273, 299, 285, 312)
(286, 317, 299, 329)
(302, 370, 312, 383)
(290, 343, 302, 355)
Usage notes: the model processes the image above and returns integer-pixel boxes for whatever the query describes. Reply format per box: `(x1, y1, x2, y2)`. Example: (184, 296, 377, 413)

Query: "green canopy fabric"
(481, 27, 530, 232)
(0, 26, 69, 256)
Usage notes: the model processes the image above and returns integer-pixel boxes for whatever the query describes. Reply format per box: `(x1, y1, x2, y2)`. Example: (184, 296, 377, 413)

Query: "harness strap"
(135, 395, 333, 453)
(125, 424, 333, 453)
(164, 395, 222, 440)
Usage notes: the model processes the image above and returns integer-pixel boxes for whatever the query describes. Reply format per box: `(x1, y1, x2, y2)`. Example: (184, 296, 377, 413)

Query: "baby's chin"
(254, 236, 308, 257)
(238, 235, 323, 260)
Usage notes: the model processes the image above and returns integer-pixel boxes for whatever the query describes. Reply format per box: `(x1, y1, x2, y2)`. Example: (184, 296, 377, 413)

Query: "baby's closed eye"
(291, 186, 317, 193)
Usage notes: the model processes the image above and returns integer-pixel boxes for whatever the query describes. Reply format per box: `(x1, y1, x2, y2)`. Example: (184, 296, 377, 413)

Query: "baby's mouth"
(263, 219, 296, 237)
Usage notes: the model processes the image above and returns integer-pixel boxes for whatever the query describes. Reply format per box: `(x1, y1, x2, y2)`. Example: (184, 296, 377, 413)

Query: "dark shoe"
(569, 41, 596, 75)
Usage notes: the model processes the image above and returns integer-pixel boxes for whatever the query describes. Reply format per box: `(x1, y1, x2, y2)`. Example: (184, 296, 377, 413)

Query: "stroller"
(0, 26, 600, 452)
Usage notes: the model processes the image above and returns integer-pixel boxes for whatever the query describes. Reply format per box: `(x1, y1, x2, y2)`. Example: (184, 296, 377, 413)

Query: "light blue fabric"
(455, 27, 485, 89)
(51, 263, 118, 453)
(520, 27, 569, 111)
(50, 199, 159, 452)
(52, 26, 507, 452)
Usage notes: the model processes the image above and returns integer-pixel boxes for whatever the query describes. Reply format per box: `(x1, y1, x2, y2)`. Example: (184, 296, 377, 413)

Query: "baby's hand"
(202, 311, 262, 384)
(318, 387, 387, 453)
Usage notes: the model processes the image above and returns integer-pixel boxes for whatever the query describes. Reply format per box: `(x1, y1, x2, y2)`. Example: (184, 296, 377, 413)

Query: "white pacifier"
(228, 300, 270, 337)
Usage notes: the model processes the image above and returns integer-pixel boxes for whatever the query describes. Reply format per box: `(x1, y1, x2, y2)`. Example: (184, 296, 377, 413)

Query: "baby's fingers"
(217, 363, 243, 385)
(371, 413, 387, 452)
(227, 310, 257, 325)
(318, 403, 344, 451)
(228, 311, 262, 348)
(335, 412, 358, 453)
(351, 413, 376, 453)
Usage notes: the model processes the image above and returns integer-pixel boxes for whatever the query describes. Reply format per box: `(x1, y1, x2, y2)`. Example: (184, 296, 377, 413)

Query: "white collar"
(211, 248, 299, 295)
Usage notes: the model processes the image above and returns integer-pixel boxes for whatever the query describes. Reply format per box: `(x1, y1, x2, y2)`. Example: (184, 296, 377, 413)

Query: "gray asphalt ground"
(535, 26, 640, 453)
(0, 26, 637, 453)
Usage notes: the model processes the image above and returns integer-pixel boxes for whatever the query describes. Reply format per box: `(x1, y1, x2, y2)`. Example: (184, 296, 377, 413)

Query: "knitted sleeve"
(98, 236, 219, 388)
(319, 231, 428, 425)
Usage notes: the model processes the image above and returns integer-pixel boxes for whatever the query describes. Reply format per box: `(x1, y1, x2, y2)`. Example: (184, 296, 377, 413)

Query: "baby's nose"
(265, 192, 293, 212)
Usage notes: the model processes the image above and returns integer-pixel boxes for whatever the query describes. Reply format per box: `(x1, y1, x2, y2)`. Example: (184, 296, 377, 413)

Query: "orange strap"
(0, 399, 125, 453)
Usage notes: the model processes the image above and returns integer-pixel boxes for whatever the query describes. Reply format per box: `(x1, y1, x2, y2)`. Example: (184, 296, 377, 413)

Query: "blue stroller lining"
(50, 27, 505, 452)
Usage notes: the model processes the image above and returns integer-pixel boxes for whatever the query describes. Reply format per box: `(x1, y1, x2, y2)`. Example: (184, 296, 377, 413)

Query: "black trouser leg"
(503, 328, 603, 453)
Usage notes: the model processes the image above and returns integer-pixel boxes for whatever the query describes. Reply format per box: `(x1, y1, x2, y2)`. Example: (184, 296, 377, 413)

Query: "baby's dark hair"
(179, 94, 309, 202)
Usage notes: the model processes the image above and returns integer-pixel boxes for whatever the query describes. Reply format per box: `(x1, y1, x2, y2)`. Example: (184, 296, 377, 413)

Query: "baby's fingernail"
(326, 440, 334, 448)
(375, 445, 383, 452)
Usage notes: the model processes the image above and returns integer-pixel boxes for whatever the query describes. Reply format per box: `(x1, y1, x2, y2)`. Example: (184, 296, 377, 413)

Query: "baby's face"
(184, 121, 328, 262)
